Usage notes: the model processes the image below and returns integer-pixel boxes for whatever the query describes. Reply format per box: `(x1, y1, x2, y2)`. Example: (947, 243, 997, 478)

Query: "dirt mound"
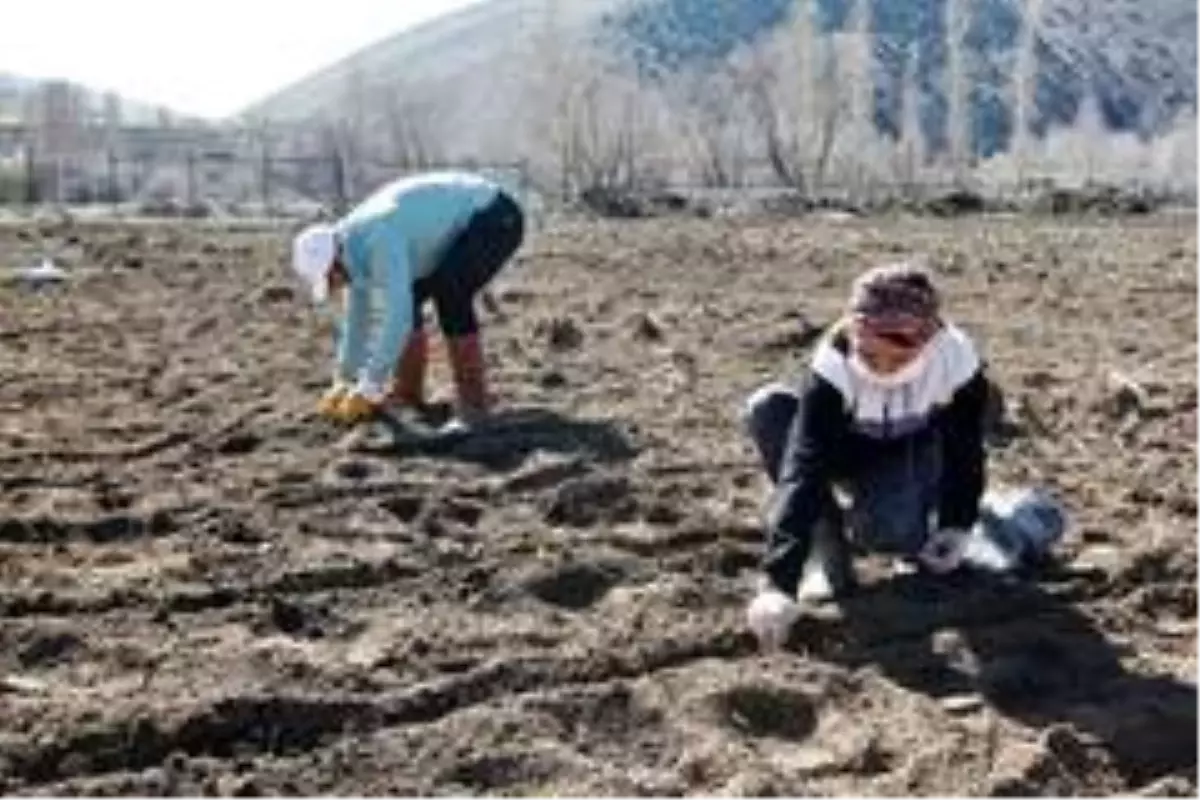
(576, 186, 704, 219)
(1029, 185, 1169, 216)
(0, 212, 1194, 795)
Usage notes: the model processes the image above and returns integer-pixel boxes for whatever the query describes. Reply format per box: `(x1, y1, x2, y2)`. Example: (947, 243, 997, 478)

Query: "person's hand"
(331, 392, 381, 425)
(746, 586, 802, 651)
(919, 528, 969, 574)
(316, 382, 350, 420)
(325, 377, 387, 425)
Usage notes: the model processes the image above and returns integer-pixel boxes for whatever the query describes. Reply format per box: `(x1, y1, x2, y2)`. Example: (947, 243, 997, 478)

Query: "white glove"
(746, 588, 802, 650)
(919, 528, 969, 574)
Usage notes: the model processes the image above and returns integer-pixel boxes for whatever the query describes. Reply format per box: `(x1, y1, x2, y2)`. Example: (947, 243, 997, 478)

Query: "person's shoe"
(797, 519, 857, 603)
(796, 565, 838, 603)
(388, 329, 429, 409)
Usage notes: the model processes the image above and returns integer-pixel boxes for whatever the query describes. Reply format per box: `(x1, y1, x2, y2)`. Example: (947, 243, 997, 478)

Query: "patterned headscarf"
(849, 261, 942, 343)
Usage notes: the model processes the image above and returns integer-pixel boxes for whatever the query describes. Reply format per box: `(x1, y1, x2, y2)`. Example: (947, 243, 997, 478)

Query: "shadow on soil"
(368, 403, 641, 471)
(793, 567, 1197, 788)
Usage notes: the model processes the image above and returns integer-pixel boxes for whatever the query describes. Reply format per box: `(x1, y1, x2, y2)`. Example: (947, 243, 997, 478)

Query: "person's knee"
(437, 302, 479, 339)
(742, 383, 798, 443)
(742, 383, 800, 483)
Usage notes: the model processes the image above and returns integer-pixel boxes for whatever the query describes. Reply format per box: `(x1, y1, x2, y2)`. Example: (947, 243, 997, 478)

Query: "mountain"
(605, 0, 1197, 156)
(240, 0, 628, 125)
(238, 0, 1196, 160)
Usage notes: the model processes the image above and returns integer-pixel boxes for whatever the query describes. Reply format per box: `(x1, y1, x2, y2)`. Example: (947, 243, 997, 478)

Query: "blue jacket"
(332, 171, 502, 388)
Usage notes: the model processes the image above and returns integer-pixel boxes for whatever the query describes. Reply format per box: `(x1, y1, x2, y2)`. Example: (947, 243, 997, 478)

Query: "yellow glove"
(316, 382, 350, 419)
(331, 392, 381, 425)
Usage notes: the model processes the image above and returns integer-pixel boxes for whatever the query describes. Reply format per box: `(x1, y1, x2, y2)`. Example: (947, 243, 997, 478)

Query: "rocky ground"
(0, 210, 1195, 796)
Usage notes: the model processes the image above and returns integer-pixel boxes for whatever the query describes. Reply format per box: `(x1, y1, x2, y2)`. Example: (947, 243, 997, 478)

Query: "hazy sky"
(0, 0, 483, 119)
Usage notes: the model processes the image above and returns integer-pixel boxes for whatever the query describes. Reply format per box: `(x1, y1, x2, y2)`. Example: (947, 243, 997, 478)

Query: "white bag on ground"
(962, 487, 1068, 572)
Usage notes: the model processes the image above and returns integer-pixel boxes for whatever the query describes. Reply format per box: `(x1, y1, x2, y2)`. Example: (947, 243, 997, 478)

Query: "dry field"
(0, 211, 1195, 796)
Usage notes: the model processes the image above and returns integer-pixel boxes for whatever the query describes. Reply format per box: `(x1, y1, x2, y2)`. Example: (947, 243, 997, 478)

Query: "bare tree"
(516, 0, 571, 196)
(331, 66, 371, 198)
(739, 0, 840, 194)
(670, 65, 751, 188)
(242, 114, 275, 211)
(893, 42, 927, 196)
(560, 67, 648, 194)
(1011, 0, 1042, 189)
(312, 119, 350, 215)
(667, 0, 753, 188)
(945, 0, 972, 185)
(1151, 112, 1197, 197)
(378, 82, 444, 169)
(844, 0, 872, 138)
(825, 0, 878, 199)
(519, 0, 669, 199)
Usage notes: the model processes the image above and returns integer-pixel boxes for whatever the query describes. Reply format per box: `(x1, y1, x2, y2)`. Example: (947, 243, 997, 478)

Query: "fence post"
(331, 148, 346, 216)
(23, 143, 36, 206)
(559, 139, 570, 203)
(186, 150, 197, 210)
(54, 155, 65, 206)
(107, 150, 119, 210)
(260, 144, 271, 214)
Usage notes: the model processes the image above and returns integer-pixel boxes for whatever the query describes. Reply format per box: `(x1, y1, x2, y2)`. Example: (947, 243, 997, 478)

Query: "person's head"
(846, 261, 942, 376)
(290, 224, 347, 304)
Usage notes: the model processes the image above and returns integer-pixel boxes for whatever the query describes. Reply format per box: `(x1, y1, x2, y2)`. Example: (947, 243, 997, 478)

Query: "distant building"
(102, 92, 123, 139)
(25, 81, 85, 158)
(0, 79, 19, 120)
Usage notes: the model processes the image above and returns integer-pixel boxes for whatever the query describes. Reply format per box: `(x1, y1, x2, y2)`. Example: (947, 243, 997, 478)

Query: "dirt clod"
(537, 317, 584, 351)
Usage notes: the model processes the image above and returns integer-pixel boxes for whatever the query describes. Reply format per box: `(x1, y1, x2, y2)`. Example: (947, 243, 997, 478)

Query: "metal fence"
(1, 142, 1192, 221)
(0, 146, 1033, 213)
(0, 145, 539, 219)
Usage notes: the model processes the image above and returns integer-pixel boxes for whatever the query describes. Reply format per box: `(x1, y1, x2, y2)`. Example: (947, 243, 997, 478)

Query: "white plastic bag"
(963, 487, 1068, 572)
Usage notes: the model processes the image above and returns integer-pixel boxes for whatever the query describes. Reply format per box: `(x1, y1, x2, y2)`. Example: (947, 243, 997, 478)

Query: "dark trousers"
(413, 191, 525, 337)
(743, 382, 943, 559)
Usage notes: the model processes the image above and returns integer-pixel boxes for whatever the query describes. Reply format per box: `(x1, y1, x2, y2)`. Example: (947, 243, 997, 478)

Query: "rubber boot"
(388, 329, 428, 408)
(445, 332, 491, 426)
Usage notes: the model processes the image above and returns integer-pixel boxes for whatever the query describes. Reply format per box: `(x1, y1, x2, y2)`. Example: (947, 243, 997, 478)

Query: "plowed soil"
(0, 211, 1195, 796)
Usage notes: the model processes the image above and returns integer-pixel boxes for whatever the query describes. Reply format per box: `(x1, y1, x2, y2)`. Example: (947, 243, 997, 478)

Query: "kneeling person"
(743, 262, 990, 648)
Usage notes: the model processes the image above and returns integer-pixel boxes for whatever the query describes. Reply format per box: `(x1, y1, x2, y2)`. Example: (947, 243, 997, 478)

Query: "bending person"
(290, 170, 525, 431)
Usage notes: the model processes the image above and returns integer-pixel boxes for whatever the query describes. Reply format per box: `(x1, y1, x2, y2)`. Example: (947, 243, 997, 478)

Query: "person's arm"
(357, 228, 414, 399)
(937, 369, 989, 530)
(337, 266, 370, 386)
(764, 376, 848, 596)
